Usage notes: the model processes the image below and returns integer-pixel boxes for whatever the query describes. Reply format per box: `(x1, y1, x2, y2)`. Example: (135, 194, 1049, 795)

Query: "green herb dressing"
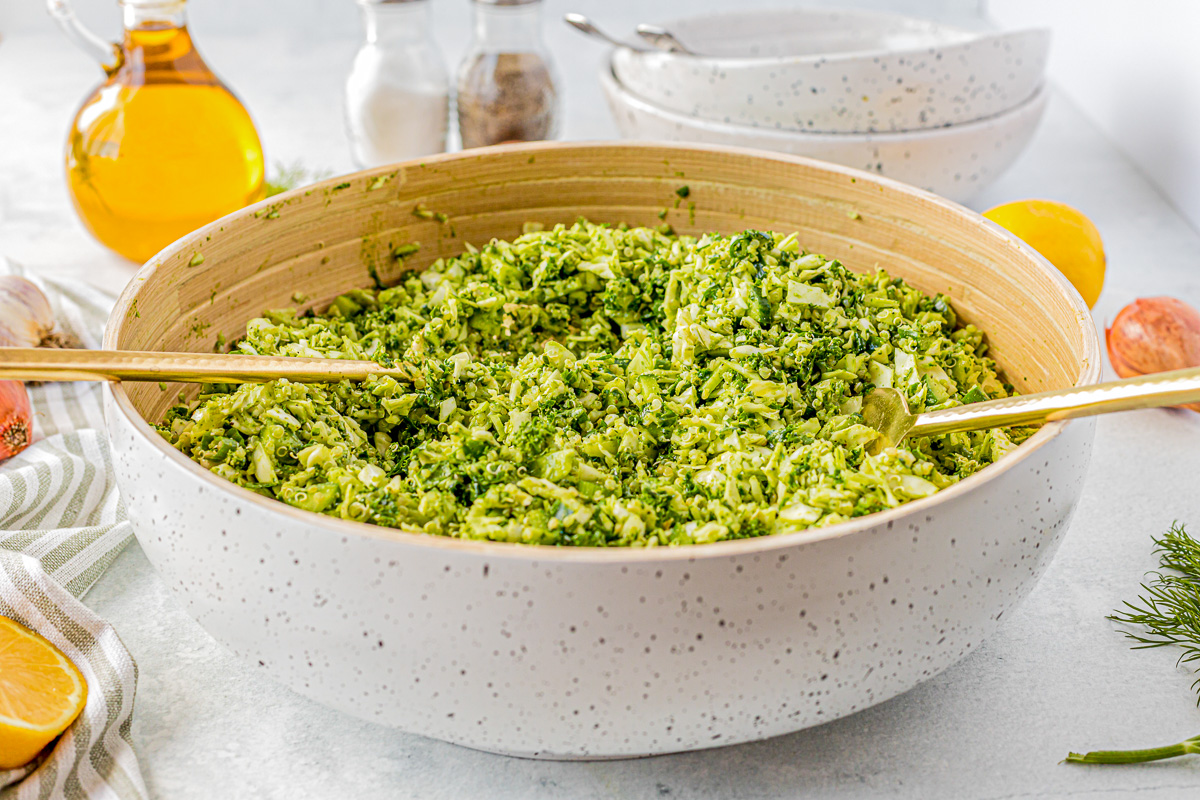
(159, 220, 1029, 546)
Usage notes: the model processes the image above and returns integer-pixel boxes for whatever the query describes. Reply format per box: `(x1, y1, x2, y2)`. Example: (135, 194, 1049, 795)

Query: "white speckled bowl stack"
(603, 9, 1051, 203)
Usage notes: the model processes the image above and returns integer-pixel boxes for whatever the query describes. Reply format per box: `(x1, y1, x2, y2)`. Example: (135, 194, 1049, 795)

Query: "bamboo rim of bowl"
(105, 140, 1101, 563)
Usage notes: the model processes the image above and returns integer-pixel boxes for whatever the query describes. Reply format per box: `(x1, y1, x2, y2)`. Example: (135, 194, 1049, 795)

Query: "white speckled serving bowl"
(602, 67, 1047, 204)
(104, 142, 1099, 759)
(612, 9, 1050, 134)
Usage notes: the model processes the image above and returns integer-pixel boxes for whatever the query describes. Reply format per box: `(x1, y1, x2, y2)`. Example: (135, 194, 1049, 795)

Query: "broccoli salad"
(159, 220, 1030, 547)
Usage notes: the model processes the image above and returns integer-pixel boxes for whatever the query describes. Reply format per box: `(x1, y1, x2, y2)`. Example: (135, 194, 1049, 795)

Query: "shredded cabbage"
(159, 220, 1031, 546)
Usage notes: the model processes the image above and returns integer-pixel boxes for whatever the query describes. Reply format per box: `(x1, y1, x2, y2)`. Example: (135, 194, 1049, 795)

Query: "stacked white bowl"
(601, 9, 1051, 203)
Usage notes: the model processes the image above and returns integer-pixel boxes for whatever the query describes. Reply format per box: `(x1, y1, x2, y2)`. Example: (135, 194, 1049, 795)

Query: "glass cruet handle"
(46, 0, 122, 74)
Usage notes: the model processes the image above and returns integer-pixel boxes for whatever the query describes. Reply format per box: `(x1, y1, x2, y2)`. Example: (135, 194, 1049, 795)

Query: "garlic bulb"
(0, 275, 71, 348)
(1106, 296, 1200, 412)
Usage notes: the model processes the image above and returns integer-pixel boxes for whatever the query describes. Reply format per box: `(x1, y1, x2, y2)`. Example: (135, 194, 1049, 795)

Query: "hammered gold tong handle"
(0, 348, 401, 384)
(864, 365, 1200, 449)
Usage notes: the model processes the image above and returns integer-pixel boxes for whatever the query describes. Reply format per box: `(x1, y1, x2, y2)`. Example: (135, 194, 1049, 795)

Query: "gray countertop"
(3, 11, 1200, 799)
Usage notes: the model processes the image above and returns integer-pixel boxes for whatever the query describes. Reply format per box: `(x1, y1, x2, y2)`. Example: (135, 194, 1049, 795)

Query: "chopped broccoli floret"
(158, 220, 1031, 546)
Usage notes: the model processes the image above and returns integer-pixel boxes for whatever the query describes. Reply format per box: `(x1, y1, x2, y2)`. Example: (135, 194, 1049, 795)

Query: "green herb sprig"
(264, 161, 331, 197)
(1109, 522, 1200, 698)
(1066, 734, 1200, 765)
(1066, 521, 1200, 765)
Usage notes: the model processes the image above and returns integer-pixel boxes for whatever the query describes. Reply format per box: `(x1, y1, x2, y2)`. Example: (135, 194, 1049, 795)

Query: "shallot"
(0, 380, 32, 460)
(1106, 296, 1200, 412)
(0, 275, 74, 348)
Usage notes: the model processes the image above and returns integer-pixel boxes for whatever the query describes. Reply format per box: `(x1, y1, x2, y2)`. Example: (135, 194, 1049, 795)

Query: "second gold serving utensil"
(0, 348, 406, 384)
(9, 349, 1198, 451)
(862, 365, 1200, 453)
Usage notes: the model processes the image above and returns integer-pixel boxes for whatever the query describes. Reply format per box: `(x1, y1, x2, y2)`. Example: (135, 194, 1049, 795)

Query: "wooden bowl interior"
(110, 143, 1094, 423)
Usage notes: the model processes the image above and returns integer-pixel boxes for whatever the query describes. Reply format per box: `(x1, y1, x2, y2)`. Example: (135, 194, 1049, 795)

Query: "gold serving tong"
(1, 350, 1198, 448)
(863, 365, 1200, 452)
(0, 348, 405, 384)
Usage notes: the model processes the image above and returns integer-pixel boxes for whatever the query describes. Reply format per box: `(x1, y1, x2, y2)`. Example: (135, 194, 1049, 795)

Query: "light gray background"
(3, 1, 1200, 798)
(2, 0, 989, 38)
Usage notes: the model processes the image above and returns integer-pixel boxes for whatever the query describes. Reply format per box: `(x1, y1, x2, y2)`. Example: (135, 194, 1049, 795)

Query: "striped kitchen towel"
(0, 258, 147, 800)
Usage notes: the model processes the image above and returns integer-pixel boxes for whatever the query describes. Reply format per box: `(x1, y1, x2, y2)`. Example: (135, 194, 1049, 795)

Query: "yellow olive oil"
(65, 23, 265, 263)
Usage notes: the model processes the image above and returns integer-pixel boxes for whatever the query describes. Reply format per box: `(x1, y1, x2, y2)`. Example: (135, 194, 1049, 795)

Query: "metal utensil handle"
(634, 24, 696, 55)
(0, 348, 389, 384)
(564, 13, 652, 51)
(910, 365, 1200, 438)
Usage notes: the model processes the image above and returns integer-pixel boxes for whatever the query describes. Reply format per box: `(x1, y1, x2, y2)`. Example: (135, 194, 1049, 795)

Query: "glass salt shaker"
(456, 0, 560, 149)
(345, 0, 450, 167)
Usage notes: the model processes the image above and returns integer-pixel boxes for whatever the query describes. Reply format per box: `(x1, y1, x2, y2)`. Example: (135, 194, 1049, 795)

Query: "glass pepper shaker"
(344, 0, 450, 168)
(456, 0, 560, 149)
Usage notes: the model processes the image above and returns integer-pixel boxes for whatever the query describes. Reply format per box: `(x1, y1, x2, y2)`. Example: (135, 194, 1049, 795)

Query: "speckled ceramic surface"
(611, 9, 1050, 134)
(601, 69, 1047, 203)
(104, 411, 1094, 758)
(102, 143, 1099, 759)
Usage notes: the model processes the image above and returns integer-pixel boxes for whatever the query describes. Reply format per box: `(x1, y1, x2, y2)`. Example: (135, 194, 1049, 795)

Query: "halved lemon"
(0, 615, 88, 769)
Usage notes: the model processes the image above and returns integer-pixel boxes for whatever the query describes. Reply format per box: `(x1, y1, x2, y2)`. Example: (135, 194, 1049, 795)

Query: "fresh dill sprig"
(264, 160, 332, 197)
(1065, 734, 1200, 764)
(1108, 521, 1200, 700)
(1066, 521, 1200, 765)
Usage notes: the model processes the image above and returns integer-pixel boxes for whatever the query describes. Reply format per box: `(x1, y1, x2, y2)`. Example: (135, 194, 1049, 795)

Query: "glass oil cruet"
(48, 0, 266, 263)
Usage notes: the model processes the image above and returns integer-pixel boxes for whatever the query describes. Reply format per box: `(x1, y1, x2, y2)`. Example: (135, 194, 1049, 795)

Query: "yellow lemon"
(0, 615, 88, 769)
(983, 199, 1106, 308)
